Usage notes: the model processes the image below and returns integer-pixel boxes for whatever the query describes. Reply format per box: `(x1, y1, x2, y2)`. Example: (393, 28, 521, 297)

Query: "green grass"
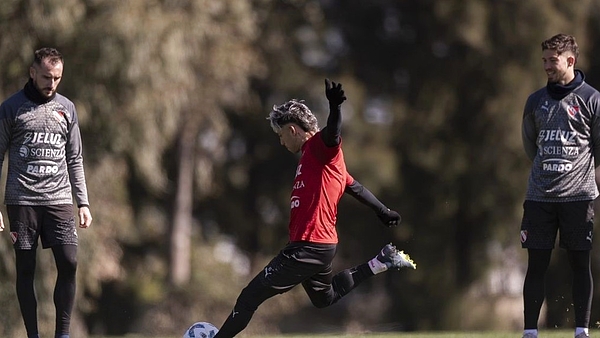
(90, 330, 583, 338)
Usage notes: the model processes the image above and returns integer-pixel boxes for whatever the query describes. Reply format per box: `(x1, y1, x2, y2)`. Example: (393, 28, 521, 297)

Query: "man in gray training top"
(0, 47, 92, 338)
(520, 33, 600, 338)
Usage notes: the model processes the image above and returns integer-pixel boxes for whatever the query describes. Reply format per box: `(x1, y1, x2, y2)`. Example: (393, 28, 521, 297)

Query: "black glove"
(325, 78, 346, 106)
(378, 209, 401, 227)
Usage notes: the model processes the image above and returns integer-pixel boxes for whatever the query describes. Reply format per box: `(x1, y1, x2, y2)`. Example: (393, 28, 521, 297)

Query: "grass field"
(89, 330, 586, 338)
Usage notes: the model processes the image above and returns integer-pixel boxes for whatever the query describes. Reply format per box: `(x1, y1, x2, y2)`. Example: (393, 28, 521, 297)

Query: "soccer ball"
(182, 321, 219, 338)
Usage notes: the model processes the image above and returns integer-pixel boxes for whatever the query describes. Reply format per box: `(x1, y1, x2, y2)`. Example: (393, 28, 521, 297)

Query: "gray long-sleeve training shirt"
(0, 87, 89, 207)
(522, 70, 600, 202)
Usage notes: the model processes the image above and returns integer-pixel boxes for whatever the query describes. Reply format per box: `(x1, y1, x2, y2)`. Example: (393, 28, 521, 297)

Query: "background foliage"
(1, 0, 600, 337)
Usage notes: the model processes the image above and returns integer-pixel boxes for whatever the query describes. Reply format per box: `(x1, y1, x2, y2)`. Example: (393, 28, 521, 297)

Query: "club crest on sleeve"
(52, 110, 67, 122)
(520, 230, 527, 243)
(567, 104, 580, 118)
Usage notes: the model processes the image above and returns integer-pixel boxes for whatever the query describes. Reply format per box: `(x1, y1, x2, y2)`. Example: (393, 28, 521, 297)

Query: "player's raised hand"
(325, 78, 346, 106)
(378, 208, 401, 227)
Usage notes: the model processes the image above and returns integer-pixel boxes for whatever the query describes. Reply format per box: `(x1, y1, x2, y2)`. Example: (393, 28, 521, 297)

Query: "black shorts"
(259, 242, 336, 291)
(520, 200, 594, 250)
(8, 204, 77, 250)
(234, 242, 338, 312)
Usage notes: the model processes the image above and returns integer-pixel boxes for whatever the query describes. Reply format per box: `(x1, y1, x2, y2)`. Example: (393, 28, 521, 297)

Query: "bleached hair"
(267, 99, 319, 133)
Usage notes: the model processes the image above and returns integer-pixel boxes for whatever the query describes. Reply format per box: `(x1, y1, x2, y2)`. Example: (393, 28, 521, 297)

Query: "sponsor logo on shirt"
(290, 195, 300, 209)
(291, 164, 304, 208)
(541, 159, 573, 172)
(541, 146, 579, 156)
(19, 146, 65, 159)
(24, 132, 63, 145)
(537, 129, 578, 172)
(26, 164, 59, 175)
(537, 129, 576, 143)
(20, 132, 65, 168)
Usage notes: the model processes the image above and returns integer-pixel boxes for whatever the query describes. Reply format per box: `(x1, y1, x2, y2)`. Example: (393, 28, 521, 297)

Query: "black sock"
(16, 250, 38, 337)
(52, 245, 77, 337)
(523, 249, 551, 329)
(331, 263, 375, 298)
(568, 250, 593, 328)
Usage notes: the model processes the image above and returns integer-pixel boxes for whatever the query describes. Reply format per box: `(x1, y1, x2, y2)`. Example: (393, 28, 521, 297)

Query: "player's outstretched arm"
(344, 180, 401, 227)
(321, 78, 347, 147)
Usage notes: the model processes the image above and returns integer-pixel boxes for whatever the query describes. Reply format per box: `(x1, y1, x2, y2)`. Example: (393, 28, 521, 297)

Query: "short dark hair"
(541, 34, 579, 62)
(33, 47, 63, 67)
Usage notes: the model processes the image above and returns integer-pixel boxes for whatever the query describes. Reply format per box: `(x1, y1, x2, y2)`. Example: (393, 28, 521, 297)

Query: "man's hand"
(325, 78, 347, 106)
(378, 209, 401, 227)
(78, 206, 93, 229)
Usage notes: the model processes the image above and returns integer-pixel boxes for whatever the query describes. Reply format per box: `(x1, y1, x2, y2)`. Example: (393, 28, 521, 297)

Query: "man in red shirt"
(214, 79, 416, 338)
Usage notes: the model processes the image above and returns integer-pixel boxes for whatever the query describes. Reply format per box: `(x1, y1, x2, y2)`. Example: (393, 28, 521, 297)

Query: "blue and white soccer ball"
(182, 321, 219, 338)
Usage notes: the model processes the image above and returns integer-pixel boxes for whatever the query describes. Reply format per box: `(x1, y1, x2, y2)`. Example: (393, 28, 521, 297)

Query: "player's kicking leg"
(305, 243, 416, 308)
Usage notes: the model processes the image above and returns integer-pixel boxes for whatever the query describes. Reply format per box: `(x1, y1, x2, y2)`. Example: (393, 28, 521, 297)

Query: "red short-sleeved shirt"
(288, 131, 354, 244)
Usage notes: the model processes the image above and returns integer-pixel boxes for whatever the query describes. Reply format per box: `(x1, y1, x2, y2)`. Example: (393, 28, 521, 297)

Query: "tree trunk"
(169, 125, 196, 286)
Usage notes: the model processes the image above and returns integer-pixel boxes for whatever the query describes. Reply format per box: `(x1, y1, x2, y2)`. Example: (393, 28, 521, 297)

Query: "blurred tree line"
(1, 0, 600, 336)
